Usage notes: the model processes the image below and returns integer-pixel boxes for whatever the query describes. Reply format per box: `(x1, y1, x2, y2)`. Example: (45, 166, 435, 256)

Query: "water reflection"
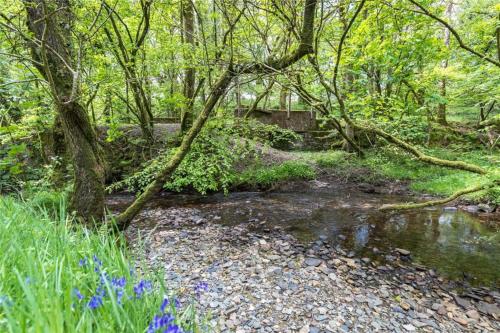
(108, 189, 500, 286)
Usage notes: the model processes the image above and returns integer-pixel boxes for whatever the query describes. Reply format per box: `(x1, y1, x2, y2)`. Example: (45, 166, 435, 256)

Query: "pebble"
(125, 207, 499, 333)
(395, 248, 411, 256)
(304, 258, 322, 267)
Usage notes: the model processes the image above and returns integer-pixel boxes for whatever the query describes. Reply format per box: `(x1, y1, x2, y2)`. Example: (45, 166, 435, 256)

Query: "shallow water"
(110, 185, 500, 286)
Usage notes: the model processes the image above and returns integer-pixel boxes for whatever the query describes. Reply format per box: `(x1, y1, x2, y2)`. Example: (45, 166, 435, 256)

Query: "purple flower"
(96, 284, 107, 297)
(194, 281, 208, 297)
(147, 314, 174, 333)
(116, 289, 124, 305)
(92, 255, 103, 272)
(163, 324, 183, 333)
(73, 288, 84, 301)
(92, 255, 102, 267)
(134, 280, 152, 298)
(160, 297, 180, 312)
(79, 257, 88, 267)
(111, 277, 126, 289)
(88, 295, 103, 310)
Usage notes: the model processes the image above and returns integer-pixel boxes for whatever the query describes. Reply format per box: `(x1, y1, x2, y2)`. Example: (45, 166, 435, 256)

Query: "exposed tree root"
(353, 123, 488, 175)
(379, 181, 498, 211)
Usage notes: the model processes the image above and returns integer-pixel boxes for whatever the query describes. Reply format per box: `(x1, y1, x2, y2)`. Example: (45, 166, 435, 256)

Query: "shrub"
(237, 161, 316, 188)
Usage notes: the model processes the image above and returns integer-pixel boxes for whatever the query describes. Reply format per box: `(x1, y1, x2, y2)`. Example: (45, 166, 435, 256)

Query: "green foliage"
(378, 117, 430, 145)
(237, 161, 316, 188)
(109, 117, 303, 195)
(307, 151, 352, 169)
(305, 148, 500, 204)
(230, 118, 302, 149)
(0, 195, 208, 332)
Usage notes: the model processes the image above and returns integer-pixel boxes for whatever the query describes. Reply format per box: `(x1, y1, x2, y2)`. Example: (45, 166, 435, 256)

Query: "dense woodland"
(0, 0, 499, 332)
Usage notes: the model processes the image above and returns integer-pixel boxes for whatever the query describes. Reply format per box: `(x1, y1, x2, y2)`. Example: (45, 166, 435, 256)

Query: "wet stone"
(304, 258, 322, 267)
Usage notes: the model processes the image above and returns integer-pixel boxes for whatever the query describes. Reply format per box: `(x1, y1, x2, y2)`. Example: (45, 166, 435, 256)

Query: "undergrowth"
(235, 161, 316, 189)
(0, 194, 210, 332)
(298, 147, 500, 204)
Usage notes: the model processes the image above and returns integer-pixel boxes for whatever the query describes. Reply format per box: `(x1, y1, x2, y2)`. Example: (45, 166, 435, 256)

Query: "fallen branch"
(380, 181, 498, 210)
(353, 123, 487, 175)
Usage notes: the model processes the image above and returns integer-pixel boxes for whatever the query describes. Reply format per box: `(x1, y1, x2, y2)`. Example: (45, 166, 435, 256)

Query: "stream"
(109, 182, 500, 287)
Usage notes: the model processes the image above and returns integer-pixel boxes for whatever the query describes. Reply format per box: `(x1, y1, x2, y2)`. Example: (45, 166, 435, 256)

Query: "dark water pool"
(111, 186, 500, 286)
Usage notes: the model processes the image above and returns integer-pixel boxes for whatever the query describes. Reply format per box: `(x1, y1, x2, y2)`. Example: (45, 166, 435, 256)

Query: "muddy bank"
(123, 207, 499, 333)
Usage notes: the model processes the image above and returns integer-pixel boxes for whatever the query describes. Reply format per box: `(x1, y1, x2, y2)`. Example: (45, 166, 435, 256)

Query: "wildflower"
(88, 295, 103, 310)
(160, 297, 180, 312)
(163, 324, 183, 333)
(79, 257, 88, 267)
(116, 289, 124, 305)
(92, 255, 102, 267)
(93, 255, 103, 272)
(194, 281, 208, 297)
(134, 280, 152, 298)
(73, 288, 84, 301)
(111, 277, 126, 289)
(147, 313, 174, 333)
(25, 277, 32, 285)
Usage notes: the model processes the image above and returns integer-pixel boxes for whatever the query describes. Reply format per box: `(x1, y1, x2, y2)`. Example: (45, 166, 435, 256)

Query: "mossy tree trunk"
(25, 0, 105, 224)
(180, 0, 196, 133)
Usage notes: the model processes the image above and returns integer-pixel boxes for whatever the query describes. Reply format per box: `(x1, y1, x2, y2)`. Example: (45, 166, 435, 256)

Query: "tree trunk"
(180, 0, 196, 132)
(116, 0, 319, 230)
(437, 1, 453, 126)
(25, 0, 105, 223)
(279, 87, 288, 111)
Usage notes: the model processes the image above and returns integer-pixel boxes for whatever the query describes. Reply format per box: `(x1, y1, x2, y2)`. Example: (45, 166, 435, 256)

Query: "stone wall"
(235, 108, 317, 132)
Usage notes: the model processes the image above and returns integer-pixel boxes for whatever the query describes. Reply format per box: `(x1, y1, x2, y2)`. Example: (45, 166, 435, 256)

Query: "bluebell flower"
(194, 281, 208, 297)
(147, 313, 174, 333)
(163, 324, 183, 333)
(92, 255, 103, 272)
(111, 277, 126, 289)
(160, 297, 180, 312)
(99, 271, 110, 285)
(73, 288, 84, 301)
(96, 284, 107, 297)
(116, 289, 124, 305)
(134, 280, 152, 298)
(88, 295, 103, 310)
(92, 255, 102, 267)
(79, 257, 88, 267)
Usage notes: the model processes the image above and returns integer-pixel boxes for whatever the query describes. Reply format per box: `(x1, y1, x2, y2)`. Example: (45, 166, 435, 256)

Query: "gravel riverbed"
(126, 207, 499, 333)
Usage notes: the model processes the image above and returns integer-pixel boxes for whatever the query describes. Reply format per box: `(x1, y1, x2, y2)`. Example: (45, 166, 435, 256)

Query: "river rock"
(395, 248, 411, 256)
(124, 207, 500, 333)
(304, 258, 322, 267)
(466, 309, 480, 320)
(453, 316, 468, 326)
(477, 301, 500, 318)
(453, 295, 471, 309)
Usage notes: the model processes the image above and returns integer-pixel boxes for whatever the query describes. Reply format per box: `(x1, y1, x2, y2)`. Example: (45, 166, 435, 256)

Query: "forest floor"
(126, 205, 500, 333)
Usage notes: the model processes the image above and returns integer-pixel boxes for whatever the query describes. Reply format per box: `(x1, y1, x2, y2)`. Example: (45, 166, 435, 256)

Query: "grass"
(295, 147, 500, 204)
(0, 193, 209, 333)
(236, 160, 316, 188)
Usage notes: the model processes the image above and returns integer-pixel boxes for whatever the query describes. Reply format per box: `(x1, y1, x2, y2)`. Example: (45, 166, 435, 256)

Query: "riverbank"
(234, 146, 499, 213)
(125, 206, 500, 332)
